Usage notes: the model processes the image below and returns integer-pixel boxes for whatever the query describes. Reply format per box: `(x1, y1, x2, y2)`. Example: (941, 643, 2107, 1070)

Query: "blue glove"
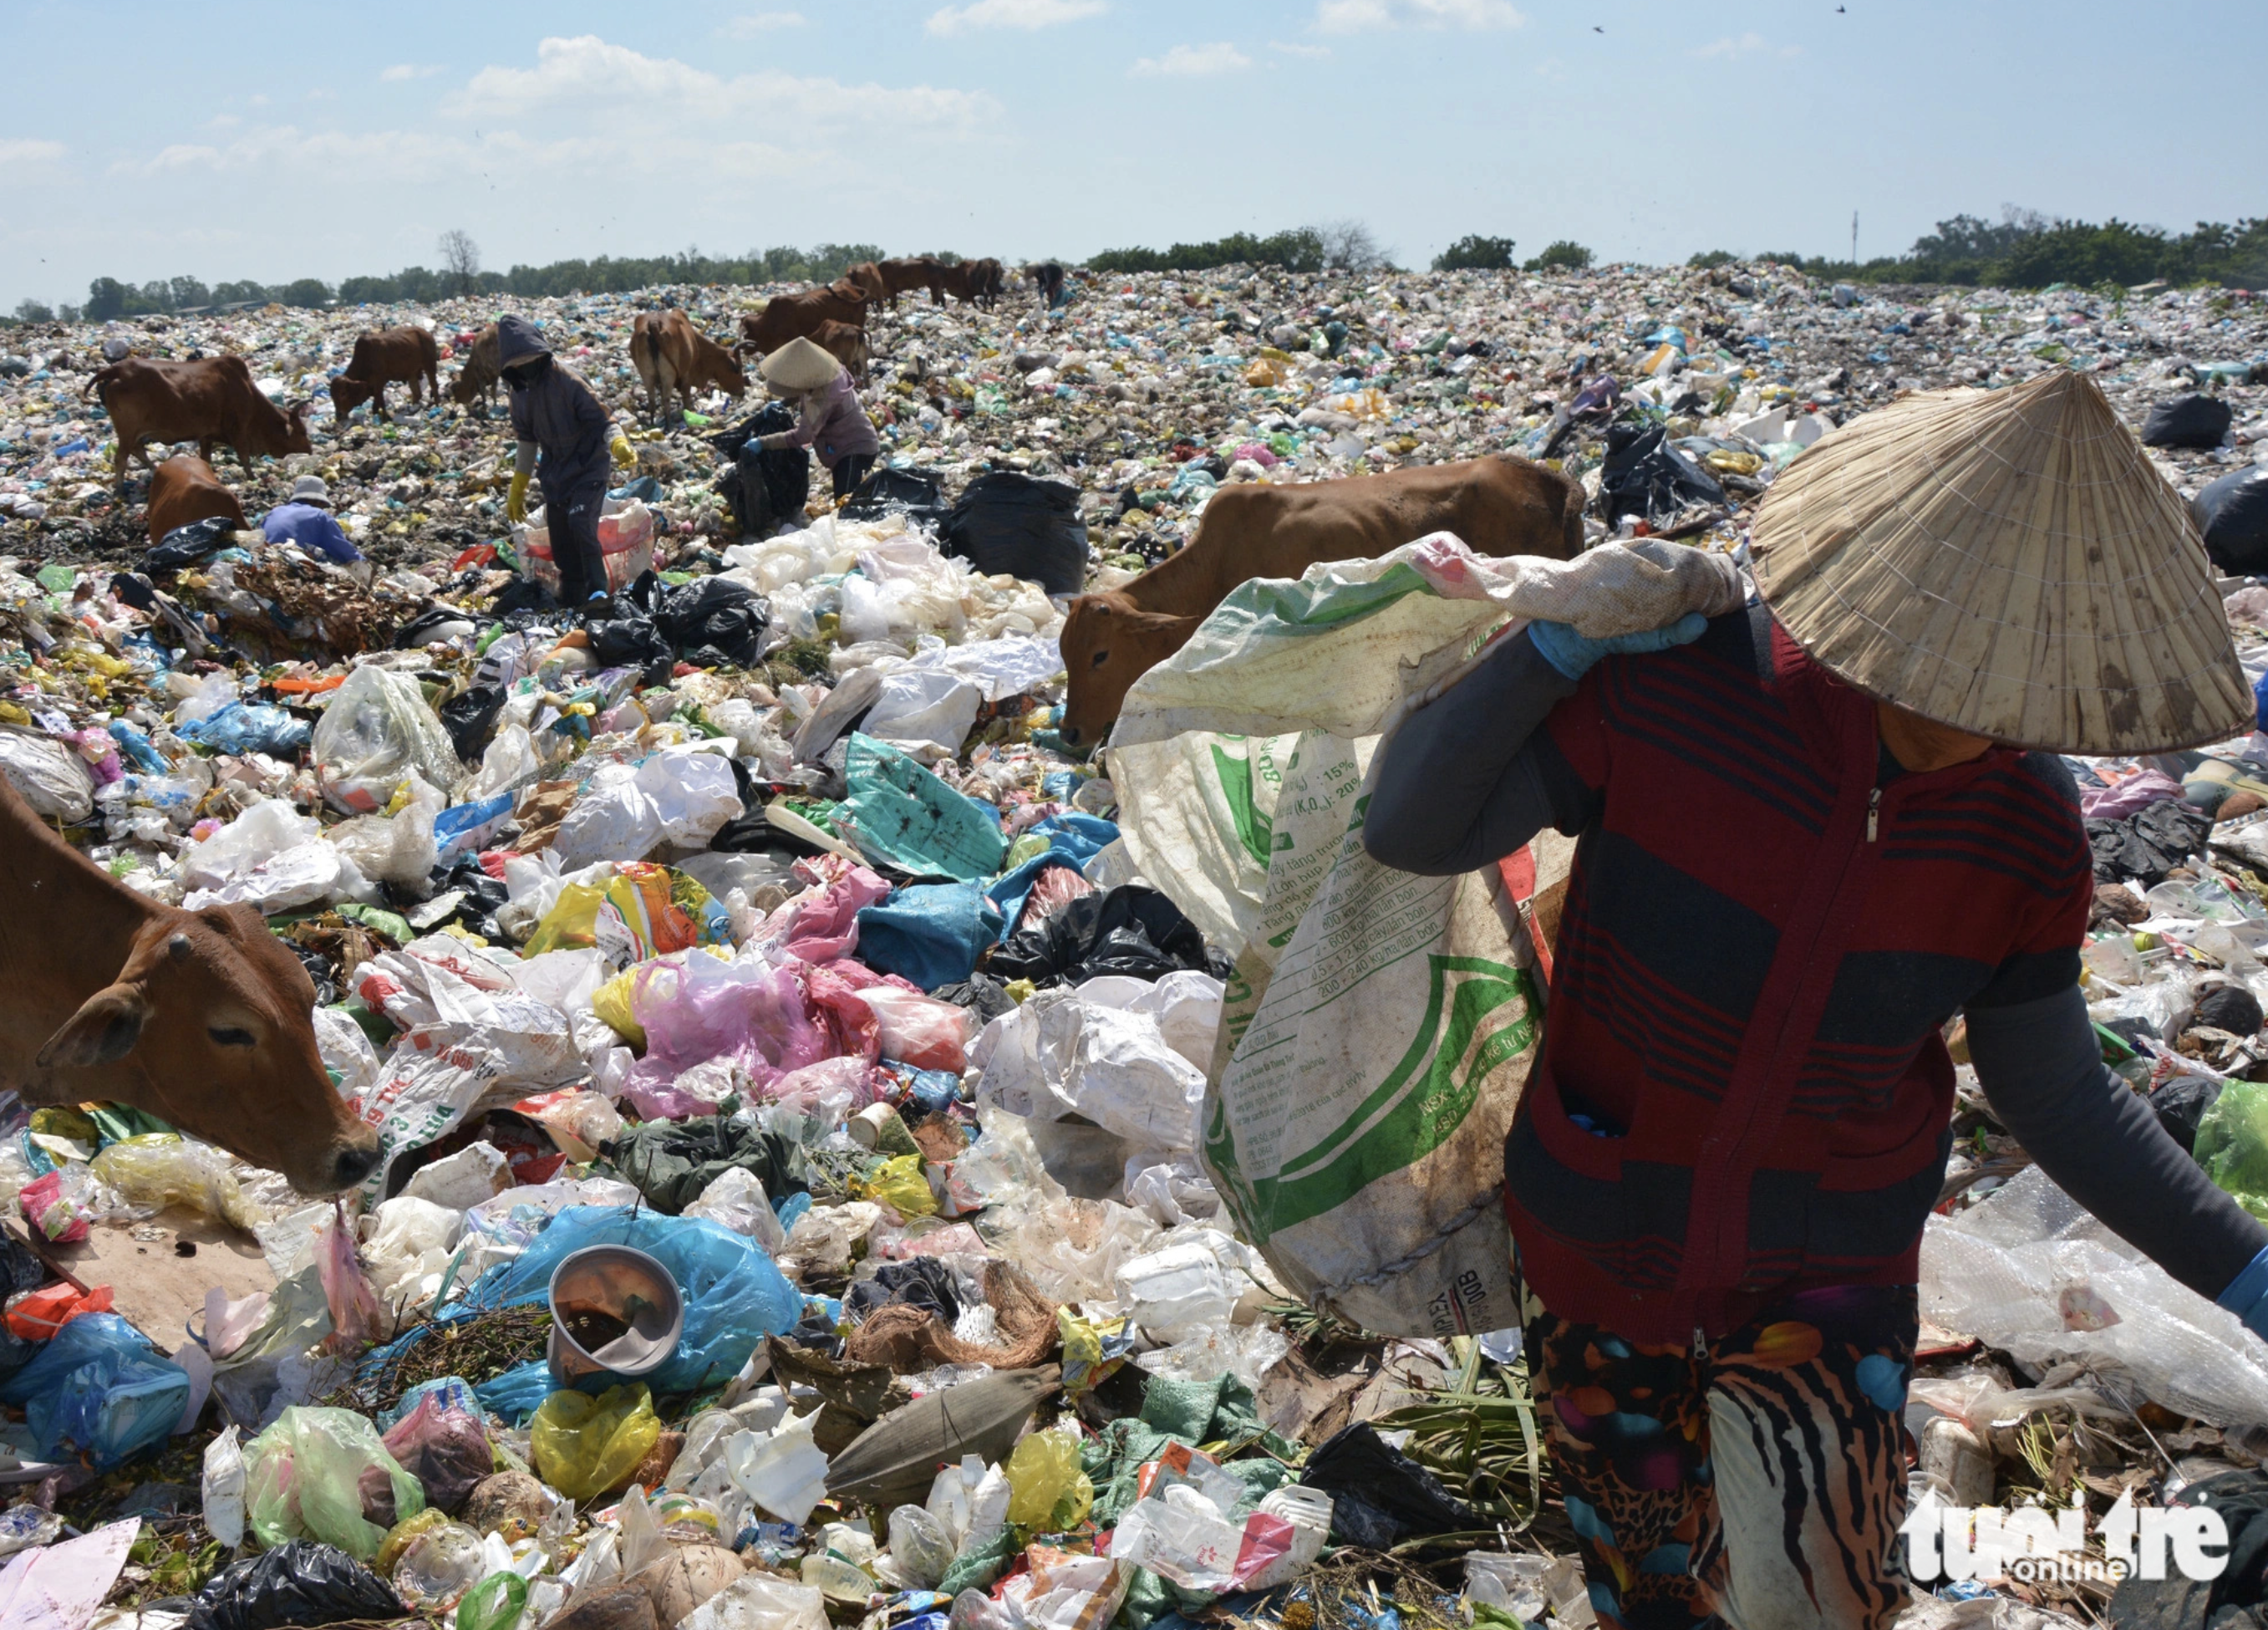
(1527, 611, 1710, 680)
(2220, 1244, 2268, 1341)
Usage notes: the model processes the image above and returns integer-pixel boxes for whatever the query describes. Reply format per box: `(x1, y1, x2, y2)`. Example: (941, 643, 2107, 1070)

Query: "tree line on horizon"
(12, 207, 2268, 326)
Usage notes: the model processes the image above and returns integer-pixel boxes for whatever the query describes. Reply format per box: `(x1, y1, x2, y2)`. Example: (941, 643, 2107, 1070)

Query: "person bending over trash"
(1363, 369, 2268, 1630)
(497, 313, 633, 619)
(261, 473, 360, 565)
(755, 336, 879, 503)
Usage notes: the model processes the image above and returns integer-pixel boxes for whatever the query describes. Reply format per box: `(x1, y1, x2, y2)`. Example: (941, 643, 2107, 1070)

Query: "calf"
(738, 287, 868, 358)
(330, 325, 441, 420)
(0, 777, 382, 1196)
(90, 355, 313, 486)
(631, 308, 749, 421)
(1059, 455, 1585, 748)
(448, 324, 502, 415)
(145, 454, 247, 546)
(812, 319, 870, 381)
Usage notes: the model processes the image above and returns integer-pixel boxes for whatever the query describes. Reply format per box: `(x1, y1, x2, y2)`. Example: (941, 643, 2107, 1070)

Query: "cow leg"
(372, 382, 389, 421)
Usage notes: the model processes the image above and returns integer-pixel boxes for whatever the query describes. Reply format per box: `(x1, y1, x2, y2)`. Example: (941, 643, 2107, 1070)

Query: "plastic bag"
(836, 733, 1009, 883)
(684, 1166, 789, 1255)
(363, 1195, 465, 1316)
(532, 1383, 662, 1502)
(723, 1408, 831, 1526)
(0, 1311, 189, 1467)
(91, 1133, 265, 1230)
(204, 1424, 248, 1548)
(936, 471, 1090, 596)
(382, 1386, 496, 1515)
(185, 1540, 404, 1630)
(314, 662, 462, 814)
(680, 1573, 830, 1630)
(176, 701, 313, 757)
(884, 1504, 958, 1590)
(855, 882, 1004, 991)
(852, 984, 972, 1072)
(328, 772, 446, 889)
(852, 1154, 938, 1220)
(179, 797, 360, 914)
(319, 1200, 387, 1347)
(457, 1571, 528, 1630)
(1004, 1424, 1091, 1529)
(553, 747, 743, 871)
(0, 730, 95, 822)
(247, 1405, 428, 1561)
(2198, 1077, 2268, 1220)
(2197, 466, 2268, 574)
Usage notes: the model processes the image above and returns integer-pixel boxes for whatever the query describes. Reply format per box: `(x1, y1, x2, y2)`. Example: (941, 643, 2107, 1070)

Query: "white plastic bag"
(180, 798, 363, 913)
(326, 772, 445, 889)
(723, 1408, 831, 1526)
(202, 1424, 247, 1548)
(0, 731, 94, 822)
(684, 1166, 789, 1256)
(680, 1573, 829, 1630)
(863, 670, 983, 756)
(314, 662, 461, 814)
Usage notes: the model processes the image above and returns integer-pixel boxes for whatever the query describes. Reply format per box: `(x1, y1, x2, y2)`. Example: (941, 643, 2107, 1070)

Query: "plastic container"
(547, 1244, 685, 1384)
(517, 498, 654, 599)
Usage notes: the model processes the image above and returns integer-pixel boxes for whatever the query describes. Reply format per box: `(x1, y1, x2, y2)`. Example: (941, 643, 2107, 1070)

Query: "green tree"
(13, 299, 53, 323)
(1524, 240, 1594, 273)
(1435, 235, 1517, 271)
(1686, 249, 1736, 269)
(84, 277, 129, 320)
(169, 276, 211, 310)
(277, 278, 332, 308)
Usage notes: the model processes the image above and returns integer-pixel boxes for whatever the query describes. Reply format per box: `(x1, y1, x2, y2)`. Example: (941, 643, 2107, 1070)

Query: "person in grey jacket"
(499, 314, 627, 615)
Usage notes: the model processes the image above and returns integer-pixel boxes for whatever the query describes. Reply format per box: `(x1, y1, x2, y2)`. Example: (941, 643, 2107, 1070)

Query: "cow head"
(282, 399, 314, 454)
(37, 904, 380, 1196)
(1056, 592, 1203, 750)
(329, 375, 373, 418)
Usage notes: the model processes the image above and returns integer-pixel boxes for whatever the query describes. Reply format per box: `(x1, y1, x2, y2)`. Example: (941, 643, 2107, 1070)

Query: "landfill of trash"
(0, 257, 2266, 1630)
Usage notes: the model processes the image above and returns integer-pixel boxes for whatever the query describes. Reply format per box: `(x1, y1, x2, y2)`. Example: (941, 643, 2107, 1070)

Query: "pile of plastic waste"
(0, 260, 2265, 1630)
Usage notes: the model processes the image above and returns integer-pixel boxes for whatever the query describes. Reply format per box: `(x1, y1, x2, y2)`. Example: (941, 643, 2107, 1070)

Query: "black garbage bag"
(603, 1114, 808, 1215)
(2087, 798, 2214, 886)
(934, 973, 1016, 1026)
(438, 682, 507, 762)
(2196, 981, 2265, 1037)
(652, 578, 770, 669)
(144, 515, 237, 574)
(2196, 466, 2268, 575)
(186, 1541, 403, 1630)
(2108, 1469, 2268, 1627)
(1298, 1423, 1478, 1549)
(987, 884, 1208, 986)
(589, 612, 674, 685)
(427, 853, 512, 940)
(2150, 1072, 2225, 1155)
(2142, 393, 2234, 449)
(847, 1257, 962, 1325)
(937, 471, 1090, 595)
(843, 466, 947, 528)
(716, 403, 809, 537)
(1599, 424, 1726, 527)
(491, 575, 560, 618)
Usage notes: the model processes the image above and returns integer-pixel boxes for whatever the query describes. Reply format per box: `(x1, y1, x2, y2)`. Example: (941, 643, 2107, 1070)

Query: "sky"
(5, 0, 2265, 310)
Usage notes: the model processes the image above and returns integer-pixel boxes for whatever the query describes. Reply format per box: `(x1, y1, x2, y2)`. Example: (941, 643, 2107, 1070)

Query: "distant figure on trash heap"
(754, 335, 880, 505)
(261, 474, 361, 565)
(497, 313, 633, 620)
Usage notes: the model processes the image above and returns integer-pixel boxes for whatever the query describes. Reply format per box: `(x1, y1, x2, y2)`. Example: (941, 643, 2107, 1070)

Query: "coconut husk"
(842, 1259, 1059, 1373)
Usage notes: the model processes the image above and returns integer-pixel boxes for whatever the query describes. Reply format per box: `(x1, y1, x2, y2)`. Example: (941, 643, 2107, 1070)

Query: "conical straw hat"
(1749, 368, 2249, 756)
(759, 335, 840, 394)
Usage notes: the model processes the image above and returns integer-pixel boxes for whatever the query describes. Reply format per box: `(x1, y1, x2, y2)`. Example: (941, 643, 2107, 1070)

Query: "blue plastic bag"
(177, 701, 312, 757)
(836, 734, 1007, 882)
(451, 1207, 800, 1393)
(434, 792, 514, 863)
(856, 881, 1004, 991)
(0, 1312, 188, 1467)
(472, 1361, 554, 1426)
(988, 812, 1118, 934)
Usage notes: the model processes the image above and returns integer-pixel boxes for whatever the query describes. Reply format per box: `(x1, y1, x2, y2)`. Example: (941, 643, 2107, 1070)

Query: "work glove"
(610, 435, 635, 471)
(506, 471, 531, 525)
(2220, 1245, 2268, 1342)
(1528, 612, 1709, 680)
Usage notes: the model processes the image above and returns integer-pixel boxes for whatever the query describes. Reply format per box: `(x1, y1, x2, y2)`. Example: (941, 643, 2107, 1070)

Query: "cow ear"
(36, 983, 151, 1070)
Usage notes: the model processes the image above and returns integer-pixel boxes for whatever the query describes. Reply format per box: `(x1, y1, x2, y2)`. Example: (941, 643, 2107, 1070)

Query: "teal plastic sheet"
(836, 733, 1008, 882)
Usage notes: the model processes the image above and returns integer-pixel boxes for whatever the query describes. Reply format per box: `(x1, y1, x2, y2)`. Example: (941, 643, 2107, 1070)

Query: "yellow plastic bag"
(1004, 1424, 1092, 1531)
(531, 1383, 661, 1502)
(852, 1154, 937, 1220)
(91, 1133, 264, 1230)
(590, 967, 647, 1048)
(523, 863, 726, 960)
(375, 1506, 452, 1575)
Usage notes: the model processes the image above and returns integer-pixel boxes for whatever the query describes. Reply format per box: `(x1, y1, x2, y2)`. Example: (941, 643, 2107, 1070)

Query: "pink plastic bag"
(19, 1169, 90, 1243)
(775, 864, 892, 963)
(801, 962, 883, 1061)
(853, 985, 972, 1072)
(623, 956, 832, 1116)
(765, 1056, 881, 1112)
(319, 1200, 385, 1351)
(381, 1385, 495, 1515)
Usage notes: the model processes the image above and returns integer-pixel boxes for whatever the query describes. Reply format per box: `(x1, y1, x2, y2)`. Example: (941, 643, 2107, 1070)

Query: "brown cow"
(448, 323, 502, 415)
(813, 320, 870, 381)
(90, 355, 313, 486)
(842, 262, 890, 307)
(1058, 456, 1585, 749)
(145, 455, 247, 545)
(738, 287, 868, 358)
(878, 257, 942, 306)
(964, 257, 1004, 309)
(330, 325, 441, 420)
(631, 309, 749, 421)
(0, 776, 382, 1195)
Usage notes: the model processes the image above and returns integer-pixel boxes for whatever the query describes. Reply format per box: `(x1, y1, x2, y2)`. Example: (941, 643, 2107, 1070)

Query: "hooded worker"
(755, 336, 880, 502)
(497, 313, 633, 616)
(1363, 369, 2268, 1629)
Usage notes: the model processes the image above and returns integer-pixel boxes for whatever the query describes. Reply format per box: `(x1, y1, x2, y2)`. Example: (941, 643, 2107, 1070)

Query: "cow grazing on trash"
(877, 257, 942, 307)
(1057, 455, 1587, 749)
(842, 262, 890, 307)
(448, 323, 502, 415)
(329, 325, 442, 421)
(938, 258, 1004, 309)
(812, 319, 870, 381)
(144, 454, 247, 546)
(630, 309, 748, 422)
(737, 288, 868, 359)
(89, 355, 313, 486)
(0, 777, 383, 1196)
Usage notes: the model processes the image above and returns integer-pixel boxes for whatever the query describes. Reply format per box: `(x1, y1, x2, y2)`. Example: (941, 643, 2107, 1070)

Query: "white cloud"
(380, 64, 442, 81)
(926, 0, 1104, 37)
(0, 140, 67, 166)
(1315, 0, 1522, 32)
(1695, 32, 1800, 59)
(721, 11, 806, 36)
(1270, 39, 1331, 58)
(1131, 41, 1251, 76)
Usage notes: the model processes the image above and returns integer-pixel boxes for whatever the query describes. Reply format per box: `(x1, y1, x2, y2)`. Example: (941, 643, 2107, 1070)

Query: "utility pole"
(1852, 211, 1859, 266)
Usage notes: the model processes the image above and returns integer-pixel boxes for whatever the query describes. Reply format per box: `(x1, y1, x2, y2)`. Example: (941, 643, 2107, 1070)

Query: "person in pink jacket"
(757, 336, 880, 500)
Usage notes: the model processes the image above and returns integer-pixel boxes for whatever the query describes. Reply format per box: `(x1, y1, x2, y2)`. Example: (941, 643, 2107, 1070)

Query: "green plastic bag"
(247, 1406, 427, 1561)
(835, 734, 1008, 882)
(531, 1383, 662, 1502)
(457, 1570, 528, 1630)
(2197, 1077, 2268, 1220)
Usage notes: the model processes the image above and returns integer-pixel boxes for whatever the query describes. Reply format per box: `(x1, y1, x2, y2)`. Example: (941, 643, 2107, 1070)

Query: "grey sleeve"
(1360, 629, 1596, 878)
(1966, 984, 2267, 1301)
(514, 439, 537, 477)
